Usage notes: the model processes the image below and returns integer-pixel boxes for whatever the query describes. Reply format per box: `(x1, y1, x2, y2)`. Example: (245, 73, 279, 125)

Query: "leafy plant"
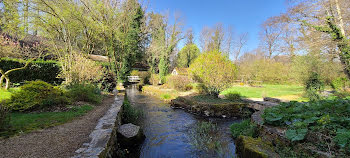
(230, 119, 257, 138)
(304, 72, 324, 101)
(335, 129, 350, 152)
(285, 128, 308, 142)
(331, 77, 349, 91)
(7, 80, 68, 111)
(0, 58, 62, 84)
(122, 95, 142, 125)
(189, 51, 237, 96)
(150, 73, 160, 85)
(99, 72, 116, 92)
(66, 82, 102, 104)
(224, 91, 241, 101)
(0, 102, 10, 131)
(160, 93, 172, 100)
(167, 75, 192, 91)
(176, 44, 200, 68)
(262, 98, 350, 155)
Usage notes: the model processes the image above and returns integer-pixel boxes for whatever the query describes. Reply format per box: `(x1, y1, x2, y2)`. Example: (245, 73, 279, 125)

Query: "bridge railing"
(127, 76, 141, 82)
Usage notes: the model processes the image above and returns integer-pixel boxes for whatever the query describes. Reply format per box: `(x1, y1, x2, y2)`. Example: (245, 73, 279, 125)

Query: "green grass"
(0, 105, 93, 138)
(221, 84, 305, 100)
(192, 95, 235, 104)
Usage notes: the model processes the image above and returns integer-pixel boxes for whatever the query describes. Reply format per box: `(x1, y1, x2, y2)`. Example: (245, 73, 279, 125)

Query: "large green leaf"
(285, 128, 308, 142)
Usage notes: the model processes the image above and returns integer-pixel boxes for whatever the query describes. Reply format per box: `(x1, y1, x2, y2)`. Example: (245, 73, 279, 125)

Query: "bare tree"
(233, 32, 248, 61)
(259, 16, 284, 58)
(185, 27, 194, 45)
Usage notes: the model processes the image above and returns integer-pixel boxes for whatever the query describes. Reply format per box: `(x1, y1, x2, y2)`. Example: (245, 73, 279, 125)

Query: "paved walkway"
(0, 95, 115, 158)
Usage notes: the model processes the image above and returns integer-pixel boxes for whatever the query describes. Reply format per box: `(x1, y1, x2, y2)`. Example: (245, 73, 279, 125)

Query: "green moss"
(236, 136, 278, 158)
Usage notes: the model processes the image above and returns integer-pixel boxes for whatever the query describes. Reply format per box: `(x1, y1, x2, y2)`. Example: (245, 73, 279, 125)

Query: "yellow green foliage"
(7, 80, 68, 111)
(167, 75, 192, 91)
(189, 51, 236, 95)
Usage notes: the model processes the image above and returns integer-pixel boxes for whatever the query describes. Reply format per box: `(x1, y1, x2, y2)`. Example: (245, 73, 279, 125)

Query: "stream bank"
(126, 86, 240, 158)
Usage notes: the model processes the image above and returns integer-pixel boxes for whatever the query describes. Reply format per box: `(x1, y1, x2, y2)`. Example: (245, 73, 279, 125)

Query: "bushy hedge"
(0, 102, 10, 131)
(66, 83, 102, 104)
(189, 51, 237, 95)
(167, 75, 192, 91)
(230, 120, 257, 138)
(0, 58, 62, 84)
(7, 80, 68, 111)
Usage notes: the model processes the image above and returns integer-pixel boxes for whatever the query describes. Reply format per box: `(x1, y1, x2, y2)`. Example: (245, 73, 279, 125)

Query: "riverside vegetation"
(1, 0, 350, 157)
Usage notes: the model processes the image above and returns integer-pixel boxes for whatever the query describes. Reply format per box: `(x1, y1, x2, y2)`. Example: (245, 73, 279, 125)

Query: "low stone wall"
(171, 96, 247, 118)
(73, 94, 124, 158)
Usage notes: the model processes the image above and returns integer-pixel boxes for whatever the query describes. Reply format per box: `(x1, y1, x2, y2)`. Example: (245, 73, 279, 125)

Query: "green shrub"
(304, 72, 324, 101)
(99, 72, 116, 92)
(230, 120, 257, 138)
(193, 83, 208, 94)
(0, 58, 62, 84)
(0, 102, 10, 131)
(185, 84, 193, 91)
(67, 83, 102, 104)
(160, 93, 172, 100)
(189, 51, 237, 96)
(225, 91, 241, 101)
(167, 75, 192, 91)
(331, 77, 349, 91)
(7, 80, 68, 111)
(122, 95, 141, 124)
(150, 73, 160, 85)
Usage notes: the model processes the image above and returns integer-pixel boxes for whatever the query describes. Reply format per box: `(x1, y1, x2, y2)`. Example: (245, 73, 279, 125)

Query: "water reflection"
(126, 86, 238, 158)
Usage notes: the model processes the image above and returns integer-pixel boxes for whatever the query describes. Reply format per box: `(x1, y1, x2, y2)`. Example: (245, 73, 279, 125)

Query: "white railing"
(127, 76, 141, 82)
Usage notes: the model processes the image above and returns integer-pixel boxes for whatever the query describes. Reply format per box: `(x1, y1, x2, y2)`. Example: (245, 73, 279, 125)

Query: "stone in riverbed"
(235, 136, 279, 158)
(117, 123, 145, 147)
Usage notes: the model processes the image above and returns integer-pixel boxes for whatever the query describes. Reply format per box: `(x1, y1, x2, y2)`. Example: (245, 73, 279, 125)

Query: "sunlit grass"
(221, 84, 305, 101)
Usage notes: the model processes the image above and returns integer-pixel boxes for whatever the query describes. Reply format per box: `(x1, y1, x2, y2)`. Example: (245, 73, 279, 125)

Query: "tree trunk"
(334, 0, 346, 36)
(0, 75, 4, 89)
(5, 75, 10, 90)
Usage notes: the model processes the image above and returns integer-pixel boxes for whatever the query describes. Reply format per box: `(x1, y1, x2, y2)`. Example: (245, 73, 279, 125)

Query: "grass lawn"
(0, 105, 93, 138)
(221, 84, 306, 101)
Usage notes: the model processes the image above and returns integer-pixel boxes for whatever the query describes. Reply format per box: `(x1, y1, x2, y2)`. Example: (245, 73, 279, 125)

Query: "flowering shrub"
(167, 75, 192, 91)
(189, 51, 237, 96)
(60, 53, 104, 84)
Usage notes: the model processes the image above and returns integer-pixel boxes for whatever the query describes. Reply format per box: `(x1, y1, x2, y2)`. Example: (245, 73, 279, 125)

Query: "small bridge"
(128, 76, 141, 83)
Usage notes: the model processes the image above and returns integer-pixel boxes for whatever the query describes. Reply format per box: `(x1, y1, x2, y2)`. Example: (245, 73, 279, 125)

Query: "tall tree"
(158, 13, 183, 83)
(176, 44, 200, 68)
(233, 32, 248, 62)
(2, 0, 23, 36)
(289, 0, 350, 79)
(259, 16, 284, 59)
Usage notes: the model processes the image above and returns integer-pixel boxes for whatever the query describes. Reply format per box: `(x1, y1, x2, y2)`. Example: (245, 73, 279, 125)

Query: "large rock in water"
(117, 123, 145, 147)
(235, 136, 279, 158)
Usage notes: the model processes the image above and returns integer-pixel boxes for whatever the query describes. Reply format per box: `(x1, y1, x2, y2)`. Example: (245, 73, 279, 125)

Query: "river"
(126, 86, 239, 158)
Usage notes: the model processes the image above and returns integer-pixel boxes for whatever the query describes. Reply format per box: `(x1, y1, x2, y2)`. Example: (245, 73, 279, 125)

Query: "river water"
(126, 86, 239, 158)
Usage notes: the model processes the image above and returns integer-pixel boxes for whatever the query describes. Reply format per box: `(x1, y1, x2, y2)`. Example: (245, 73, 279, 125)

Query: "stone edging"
(73, 95, 124, 158)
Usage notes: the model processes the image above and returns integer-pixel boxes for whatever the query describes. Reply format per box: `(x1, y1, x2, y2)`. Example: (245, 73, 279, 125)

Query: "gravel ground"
(0, 95, 115, 158)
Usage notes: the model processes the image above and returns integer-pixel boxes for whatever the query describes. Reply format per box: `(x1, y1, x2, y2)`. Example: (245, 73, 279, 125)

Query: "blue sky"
(148, 0, 287, 52)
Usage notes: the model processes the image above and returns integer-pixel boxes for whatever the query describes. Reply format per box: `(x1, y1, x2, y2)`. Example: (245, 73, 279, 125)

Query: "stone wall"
(73, 94, 124, 158)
